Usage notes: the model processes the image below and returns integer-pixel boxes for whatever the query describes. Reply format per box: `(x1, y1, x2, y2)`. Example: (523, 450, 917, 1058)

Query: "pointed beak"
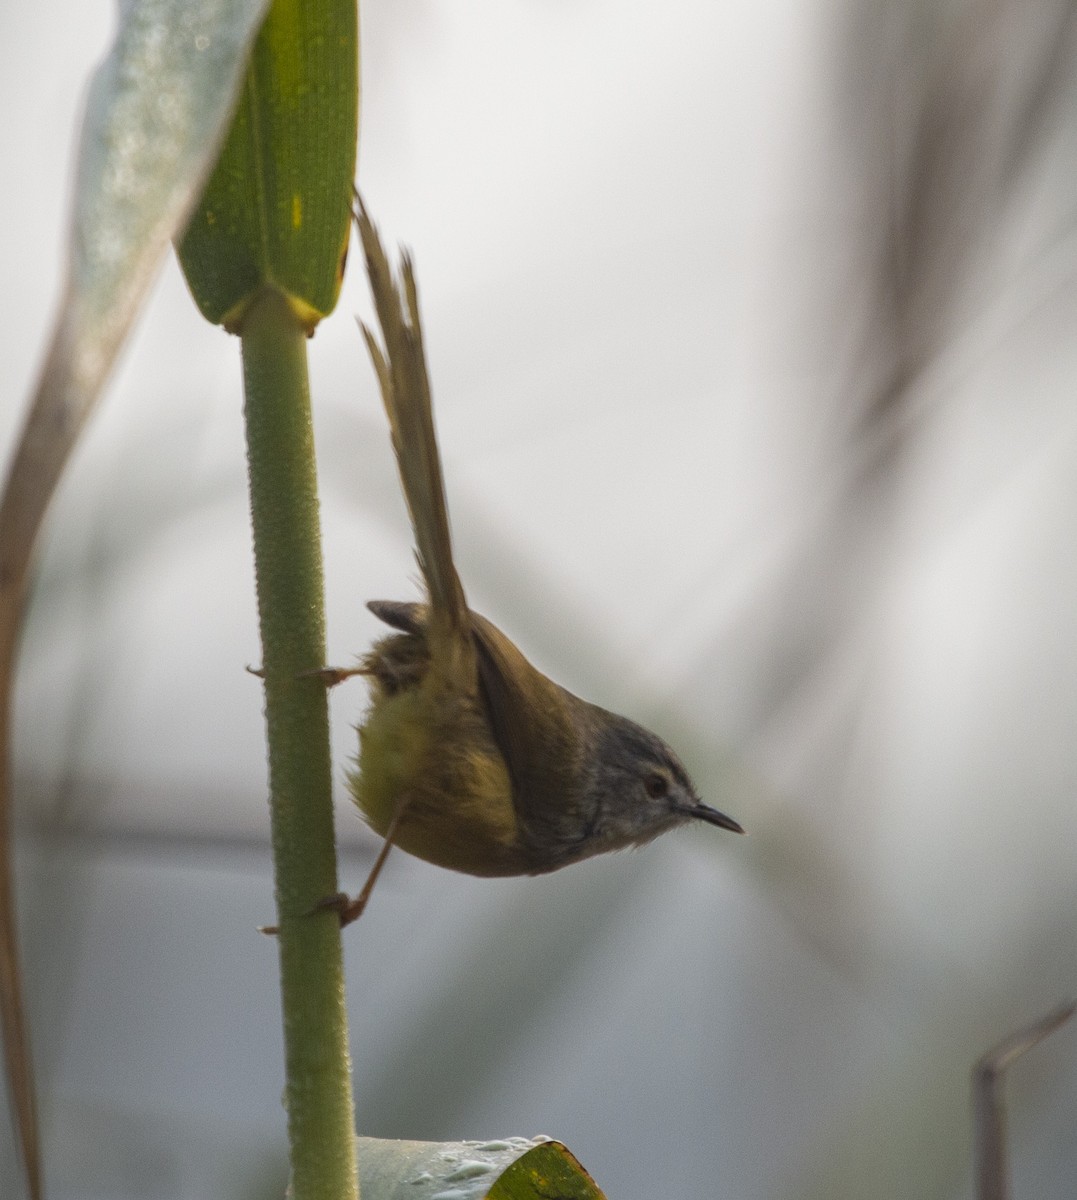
(679, 802, 745, 835)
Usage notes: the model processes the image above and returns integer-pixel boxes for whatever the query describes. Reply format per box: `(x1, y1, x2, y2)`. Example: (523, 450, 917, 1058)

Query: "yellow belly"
(348, 683, 530, 877)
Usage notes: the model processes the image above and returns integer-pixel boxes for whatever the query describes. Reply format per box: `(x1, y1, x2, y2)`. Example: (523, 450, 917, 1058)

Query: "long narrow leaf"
(0, 3, 272, 1196)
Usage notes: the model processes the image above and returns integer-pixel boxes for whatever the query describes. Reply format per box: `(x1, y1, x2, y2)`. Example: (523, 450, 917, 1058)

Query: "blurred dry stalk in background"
(761, 0, 1077, 732)
(974, 1001, 1076, 1200)
(746, 0, 1077, 934)
(843, 0, 1077, 453)
(730, 4, 1077, 1188)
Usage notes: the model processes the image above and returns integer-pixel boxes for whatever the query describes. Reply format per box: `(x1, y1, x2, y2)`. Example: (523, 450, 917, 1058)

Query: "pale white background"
(4, 1, 1077, 1198)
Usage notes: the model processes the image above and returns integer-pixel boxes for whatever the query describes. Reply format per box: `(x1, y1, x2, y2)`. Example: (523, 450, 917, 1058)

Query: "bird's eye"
(644, 773, 669, 799)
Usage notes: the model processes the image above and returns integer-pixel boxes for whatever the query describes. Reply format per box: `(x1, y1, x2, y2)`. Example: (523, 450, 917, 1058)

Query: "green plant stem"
(240, 287, 358, 1200)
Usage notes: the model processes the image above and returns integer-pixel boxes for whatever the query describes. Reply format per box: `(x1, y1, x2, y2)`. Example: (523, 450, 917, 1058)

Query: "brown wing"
(469, 612, 589, 857)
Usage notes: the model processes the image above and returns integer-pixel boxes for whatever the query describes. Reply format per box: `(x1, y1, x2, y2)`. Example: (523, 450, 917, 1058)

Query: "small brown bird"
(337, 200, 743, 920)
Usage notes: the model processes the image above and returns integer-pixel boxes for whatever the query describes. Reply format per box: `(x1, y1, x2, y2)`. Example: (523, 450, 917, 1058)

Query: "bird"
(330, 199, 743, 923)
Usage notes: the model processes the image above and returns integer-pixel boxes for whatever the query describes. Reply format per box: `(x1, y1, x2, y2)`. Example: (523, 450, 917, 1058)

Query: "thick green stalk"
(240, 287, 358, 1200)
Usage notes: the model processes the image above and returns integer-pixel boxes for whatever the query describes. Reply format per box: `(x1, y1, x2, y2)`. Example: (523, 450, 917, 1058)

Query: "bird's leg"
(258, 796, 410, 935)
(315, 792, 412, 928)
(299, 664, 371, 688)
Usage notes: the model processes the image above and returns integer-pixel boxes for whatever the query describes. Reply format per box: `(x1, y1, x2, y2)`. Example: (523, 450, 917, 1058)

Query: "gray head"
(584, 709, 744, 852)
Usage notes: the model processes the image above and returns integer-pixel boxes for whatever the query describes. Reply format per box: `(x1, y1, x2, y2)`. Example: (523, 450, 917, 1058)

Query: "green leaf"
(176, 0, 359, 331)
(355, 1137, 607, 1200)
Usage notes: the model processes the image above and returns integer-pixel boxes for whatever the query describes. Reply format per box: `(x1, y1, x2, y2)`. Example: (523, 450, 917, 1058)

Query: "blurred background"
(4, 0, 1077, 1196)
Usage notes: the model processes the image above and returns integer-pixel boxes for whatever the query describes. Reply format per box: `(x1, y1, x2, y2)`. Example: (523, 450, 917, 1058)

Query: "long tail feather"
(354, 198, 468, 634)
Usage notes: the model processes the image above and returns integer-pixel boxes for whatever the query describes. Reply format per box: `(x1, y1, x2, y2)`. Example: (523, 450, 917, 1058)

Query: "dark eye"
(644, 773, 669, 799)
